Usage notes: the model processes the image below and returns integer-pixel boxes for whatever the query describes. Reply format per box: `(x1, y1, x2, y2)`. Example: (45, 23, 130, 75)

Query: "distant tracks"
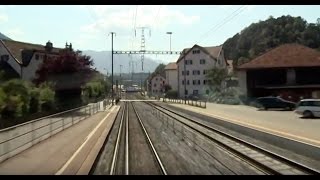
(110, 102, 167, 175)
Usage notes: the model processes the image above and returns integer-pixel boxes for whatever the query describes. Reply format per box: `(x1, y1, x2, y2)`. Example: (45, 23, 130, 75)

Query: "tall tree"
(34, 49, 95, 108)
(206, 67, 229, 92)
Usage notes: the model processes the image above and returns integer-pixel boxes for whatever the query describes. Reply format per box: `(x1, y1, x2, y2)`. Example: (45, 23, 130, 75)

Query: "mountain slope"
(0, 32, 11, 40)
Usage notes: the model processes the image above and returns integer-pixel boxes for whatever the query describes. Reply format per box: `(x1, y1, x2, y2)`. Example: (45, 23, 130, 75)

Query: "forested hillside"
(223, 15, 320, 66)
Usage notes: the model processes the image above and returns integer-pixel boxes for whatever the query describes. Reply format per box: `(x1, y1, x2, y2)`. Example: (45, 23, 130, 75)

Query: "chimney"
(45, 40, 53, 52)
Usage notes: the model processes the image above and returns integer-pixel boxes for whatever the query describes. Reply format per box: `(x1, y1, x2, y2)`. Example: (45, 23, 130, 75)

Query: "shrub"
(39, 83, 55, 111)
(0, 79, 31, 118)
(29, 88, 40, 114)
(165, 90, 178, 99)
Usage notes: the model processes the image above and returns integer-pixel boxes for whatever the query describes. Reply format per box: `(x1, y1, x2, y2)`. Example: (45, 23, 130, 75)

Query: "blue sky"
(0, 5, 319, 64)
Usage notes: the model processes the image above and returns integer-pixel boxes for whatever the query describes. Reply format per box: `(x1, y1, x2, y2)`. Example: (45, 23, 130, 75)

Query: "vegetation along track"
(109, 101, 167, 175)
(145, 101, 320, 175)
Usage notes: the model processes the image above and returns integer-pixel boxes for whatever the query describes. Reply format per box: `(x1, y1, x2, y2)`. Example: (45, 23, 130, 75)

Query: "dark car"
(187, 94, 200, 100)
(255, 96, 296, 110)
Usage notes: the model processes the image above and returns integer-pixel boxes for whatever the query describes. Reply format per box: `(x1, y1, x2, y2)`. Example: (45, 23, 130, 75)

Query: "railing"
(163, 98, 206, 108)
(0, 99, 111, 164)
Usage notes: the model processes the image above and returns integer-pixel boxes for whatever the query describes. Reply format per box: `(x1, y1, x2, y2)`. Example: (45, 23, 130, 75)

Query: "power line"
(151, 5, 162, 30)
(134, 5, 138, 34)
(195, 5, 247, 45)
(199, 6, 248, 44)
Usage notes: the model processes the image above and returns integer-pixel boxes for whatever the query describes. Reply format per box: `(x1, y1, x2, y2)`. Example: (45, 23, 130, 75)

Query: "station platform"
(0, 105, 120, 175)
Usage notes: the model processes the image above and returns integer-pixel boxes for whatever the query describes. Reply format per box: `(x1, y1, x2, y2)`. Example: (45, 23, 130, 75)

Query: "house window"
(156, 78, 158, 81)
(185, 90, 188, 95)
(198, 80, 200, 85)
(187, 80, 190, 85)
(154, 84, 156, 87)
(182, 80, 185, 85)
(203, 80, 206, 85)
(193, 90, 198, 95)
(0, 55, 9, 62)
(192, 70, 200, 75)
(182, 71, 184, 75)
(192, 50, 200, 54)
(200, 59, 206, 64)
(193, 80, 196, 85)
(203, 70, 207, 75)
(186, 70, 189, 76)
(185, 60, 193, 65)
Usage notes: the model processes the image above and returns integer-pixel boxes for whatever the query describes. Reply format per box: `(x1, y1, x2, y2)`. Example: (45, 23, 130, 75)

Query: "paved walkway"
(0, 105, 120, 175)
(167, 102, 320, 147)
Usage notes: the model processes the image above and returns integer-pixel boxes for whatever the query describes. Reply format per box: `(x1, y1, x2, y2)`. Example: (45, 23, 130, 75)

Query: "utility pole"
(166, 32, 172, 52)
(120, 64, 122, 99)
(109, 32, 116, 105)
(184, 50, 187, 104)
(136, 27, 151, 92)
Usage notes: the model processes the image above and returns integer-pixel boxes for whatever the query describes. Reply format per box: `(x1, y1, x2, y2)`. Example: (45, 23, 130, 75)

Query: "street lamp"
(166, 32, 172, 52)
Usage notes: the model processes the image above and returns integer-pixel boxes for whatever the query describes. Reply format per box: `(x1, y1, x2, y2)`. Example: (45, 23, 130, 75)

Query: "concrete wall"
(237, 70, 247, 96)
(165, 69, 178, 91)
(0, 41, 21, 76)
(177, 47, 226, 98)
(0, 100, 108, 164)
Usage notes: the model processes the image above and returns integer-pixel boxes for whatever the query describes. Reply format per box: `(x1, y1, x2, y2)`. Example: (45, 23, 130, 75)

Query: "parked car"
(187, 94, 200, 100)
(295, 99, 320, 118)
(255, 96, 296, 110)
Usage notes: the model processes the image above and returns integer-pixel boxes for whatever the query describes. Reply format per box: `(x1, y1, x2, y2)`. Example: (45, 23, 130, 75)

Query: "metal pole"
(170, 34, 171, 52)
(120, 64, 122, 99)
(166, 32, 172, 52)
(109, 32, 116, 105)
(184, 50, 186, 104)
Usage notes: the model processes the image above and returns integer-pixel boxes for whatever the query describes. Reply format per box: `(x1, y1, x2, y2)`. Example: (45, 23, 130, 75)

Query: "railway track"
(109, 102, 167, 175)
(145, 101, 320, 175)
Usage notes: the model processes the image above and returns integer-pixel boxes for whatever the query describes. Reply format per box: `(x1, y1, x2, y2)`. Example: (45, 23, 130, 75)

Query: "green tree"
(206, 67, 229, 92)
(223, 15, 320, 67)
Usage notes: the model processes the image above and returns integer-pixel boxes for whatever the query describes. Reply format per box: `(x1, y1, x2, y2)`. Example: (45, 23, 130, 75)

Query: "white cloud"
(0, 14, 8, 23)
(0, 5, 16, 9)
(81, 5, 200, 35)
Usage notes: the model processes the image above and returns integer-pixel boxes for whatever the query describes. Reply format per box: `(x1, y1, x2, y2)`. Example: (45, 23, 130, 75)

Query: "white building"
(164, 62, 178, 91)
(0, 39, 65, 81)
(177, 44, 227, 98)
(150, 74, 166, 97)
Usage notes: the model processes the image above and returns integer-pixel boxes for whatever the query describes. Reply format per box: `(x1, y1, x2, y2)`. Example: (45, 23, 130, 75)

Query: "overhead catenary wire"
(194, 5, 248, 45)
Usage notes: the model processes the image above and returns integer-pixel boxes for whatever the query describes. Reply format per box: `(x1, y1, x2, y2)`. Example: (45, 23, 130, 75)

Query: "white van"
(295, 99, 320, 118)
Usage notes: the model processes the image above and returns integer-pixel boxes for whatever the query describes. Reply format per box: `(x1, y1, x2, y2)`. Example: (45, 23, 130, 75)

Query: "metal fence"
(163, 98, 206, 108)
(0, 99, 111, 164)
